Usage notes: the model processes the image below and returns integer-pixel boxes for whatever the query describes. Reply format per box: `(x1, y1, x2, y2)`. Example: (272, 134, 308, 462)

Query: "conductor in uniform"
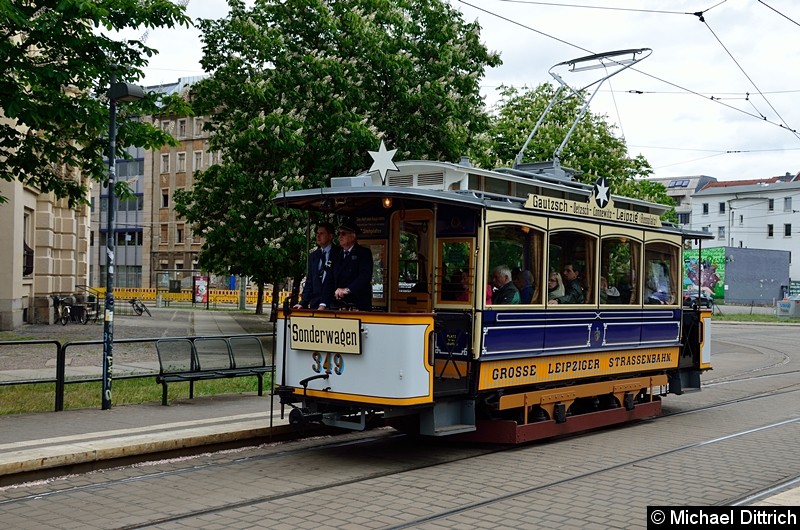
(333, 217, 373, 311)
(294, 221, 338, 310)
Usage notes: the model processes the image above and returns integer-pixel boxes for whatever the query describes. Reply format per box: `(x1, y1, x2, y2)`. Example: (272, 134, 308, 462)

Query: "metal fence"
(0, 332, 274, 412)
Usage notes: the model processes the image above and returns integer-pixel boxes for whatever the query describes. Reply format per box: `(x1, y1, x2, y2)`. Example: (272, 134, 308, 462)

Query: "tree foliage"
(175, 0, 501, 293)
(471, 84, 675, 220)
(0, 0, 191, 206)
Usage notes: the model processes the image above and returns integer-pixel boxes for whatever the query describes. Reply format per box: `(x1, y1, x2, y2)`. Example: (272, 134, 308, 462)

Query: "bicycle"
(129, 298, 152, 316)
(52, 295, 71, 326)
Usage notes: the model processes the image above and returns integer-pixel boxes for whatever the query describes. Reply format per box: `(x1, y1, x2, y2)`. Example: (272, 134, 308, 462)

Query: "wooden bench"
(155, 336, 273, 405)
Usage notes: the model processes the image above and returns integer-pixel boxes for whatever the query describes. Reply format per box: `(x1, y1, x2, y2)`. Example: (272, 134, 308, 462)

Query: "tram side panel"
(275, 312, 435, 419)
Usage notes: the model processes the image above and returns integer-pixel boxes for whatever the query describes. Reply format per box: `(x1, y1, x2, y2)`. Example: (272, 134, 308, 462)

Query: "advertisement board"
(193, 276, 209, 304)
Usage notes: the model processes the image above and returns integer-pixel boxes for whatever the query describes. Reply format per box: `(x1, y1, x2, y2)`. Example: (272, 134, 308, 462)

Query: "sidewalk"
(0, 309, 284, 483)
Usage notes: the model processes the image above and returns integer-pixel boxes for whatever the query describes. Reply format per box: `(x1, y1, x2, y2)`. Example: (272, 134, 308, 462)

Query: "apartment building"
(690, 172, 800, 279)
(646, 174, 717, 228)
(143, 77, 214, 290)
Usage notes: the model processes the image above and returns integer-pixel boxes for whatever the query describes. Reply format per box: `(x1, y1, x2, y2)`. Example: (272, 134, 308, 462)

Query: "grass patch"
(0, 375, 272, 415)
(0, 331, 35, 341)
(711, 312, 800, 323)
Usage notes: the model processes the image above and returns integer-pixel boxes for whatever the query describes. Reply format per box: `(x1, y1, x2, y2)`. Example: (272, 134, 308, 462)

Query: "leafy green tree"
(174, 0, 501, 312)
(471, 84, 675, 220)
(0, 0, 191, 206)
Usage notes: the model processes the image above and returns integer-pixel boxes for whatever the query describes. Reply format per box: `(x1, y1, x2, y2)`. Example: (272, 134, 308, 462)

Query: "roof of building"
(694, 172, 800, 196)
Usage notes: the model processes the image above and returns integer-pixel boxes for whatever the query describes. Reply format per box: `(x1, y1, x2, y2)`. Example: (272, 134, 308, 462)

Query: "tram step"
(432, 424, 476, 436)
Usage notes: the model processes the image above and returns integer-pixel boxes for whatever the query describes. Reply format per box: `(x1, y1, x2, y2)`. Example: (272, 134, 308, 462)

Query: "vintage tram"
(274, 155, 713, 443)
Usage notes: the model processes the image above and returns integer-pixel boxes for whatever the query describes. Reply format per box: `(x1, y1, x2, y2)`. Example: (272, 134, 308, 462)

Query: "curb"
(0, 421, 295, 477)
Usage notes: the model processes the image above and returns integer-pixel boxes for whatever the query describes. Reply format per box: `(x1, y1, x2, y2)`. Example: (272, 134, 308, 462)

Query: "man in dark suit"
(333, 218, 373, 311)
(294, 222, 337, 310)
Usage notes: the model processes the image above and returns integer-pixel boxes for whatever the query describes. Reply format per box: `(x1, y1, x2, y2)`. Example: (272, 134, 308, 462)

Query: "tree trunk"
(255, 280, 265, 314)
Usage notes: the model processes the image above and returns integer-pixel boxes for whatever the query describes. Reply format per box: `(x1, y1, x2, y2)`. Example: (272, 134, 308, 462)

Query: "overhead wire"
(458, 0, 800, 170)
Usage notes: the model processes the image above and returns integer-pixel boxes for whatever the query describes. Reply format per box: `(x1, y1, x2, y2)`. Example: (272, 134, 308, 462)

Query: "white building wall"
(691, 183, 800, 280)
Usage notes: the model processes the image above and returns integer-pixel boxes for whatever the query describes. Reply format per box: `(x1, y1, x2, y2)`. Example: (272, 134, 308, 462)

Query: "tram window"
(487, 225, 544, 305)
(548, 231, 596, 304)
(600, 237, 640, 304)
(364, 240, 387, 306)
(644, 242, 679, 305)
(437, 239, 473, 303)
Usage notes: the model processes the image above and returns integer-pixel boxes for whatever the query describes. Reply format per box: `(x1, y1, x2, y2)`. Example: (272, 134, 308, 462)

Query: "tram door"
(390, 210, 433, 313)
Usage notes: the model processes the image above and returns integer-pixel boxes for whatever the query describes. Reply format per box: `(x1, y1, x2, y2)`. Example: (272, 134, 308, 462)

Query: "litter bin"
(776, 296, 800, 317)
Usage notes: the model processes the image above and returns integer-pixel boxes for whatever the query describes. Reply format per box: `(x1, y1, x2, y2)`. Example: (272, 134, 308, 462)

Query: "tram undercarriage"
(279, 371, 673, 444)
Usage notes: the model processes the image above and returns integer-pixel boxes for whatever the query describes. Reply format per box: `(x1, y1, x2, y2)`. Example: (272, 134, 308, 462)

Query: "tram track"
(1, 327, 796, 528)
(2, 378, 798, 529)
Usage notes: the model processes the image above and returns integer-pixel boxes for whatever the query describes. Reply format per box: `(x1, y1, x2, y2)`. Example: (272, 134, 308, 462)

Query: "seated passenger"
(646, 262, 673, 304)
(550, 263, 584, 304)
(600, 276, 620, 304)
(513, 269, 534, 304)
(547, 269, 564, 301)
(490, 265, 520, 305)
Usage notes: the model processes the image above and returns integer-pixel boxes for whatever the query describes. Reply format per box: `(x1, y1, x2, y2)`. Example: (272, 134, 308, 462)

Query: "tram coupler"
(289, 407, 323, 431)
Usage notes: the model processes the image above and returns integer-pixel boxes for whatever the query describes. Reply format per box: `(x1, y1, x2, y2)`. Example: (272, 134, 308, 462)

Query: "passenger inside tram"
(547, 269, 564, 300)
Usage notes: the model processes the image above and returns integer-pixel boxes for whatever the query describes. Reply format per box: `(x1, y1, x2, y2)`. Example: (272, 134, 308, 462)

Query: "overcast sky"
(130, 0, 800, 182)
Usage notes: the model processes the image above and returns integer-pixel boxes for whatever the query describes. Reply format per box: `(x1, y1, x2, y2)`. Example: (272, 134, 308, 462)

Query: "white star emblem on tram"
(368, 140, 399, 184)
(595, 178, 610, 208)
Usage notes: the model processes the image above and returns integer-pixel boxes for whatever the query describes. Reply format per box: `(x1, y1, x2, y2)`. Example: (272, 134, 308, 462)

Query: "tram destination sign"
(290, 316, 362, 355)
(524, 193, 661, 228)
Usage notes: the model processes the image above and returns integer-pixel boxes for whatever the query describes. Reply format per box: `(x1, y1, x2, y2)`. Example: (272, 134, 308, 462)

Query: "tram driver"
(333, 218, 374, 311)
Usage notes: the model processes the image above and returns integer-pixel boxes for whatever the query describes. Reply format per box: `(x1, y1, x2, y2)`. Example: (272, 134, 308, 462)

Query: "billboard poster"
(193, 276, 209, 304)
(683, 248, 725, 300)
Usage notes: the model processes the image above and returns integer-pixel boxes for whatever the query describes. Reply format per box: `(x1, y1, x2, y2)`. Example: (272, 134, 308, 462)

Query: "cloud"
(134, 0, 800, 180)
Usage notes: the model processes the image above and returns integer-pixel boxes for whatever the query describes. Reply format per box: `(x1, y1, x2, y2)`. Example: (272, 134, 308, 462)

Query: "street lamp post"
(102, 69, 144, 410)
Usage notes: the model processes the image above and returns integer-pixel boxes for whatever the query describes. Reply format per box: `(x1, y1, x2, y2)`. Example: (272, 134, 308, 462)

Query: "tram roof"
(278, 159, 713, 240)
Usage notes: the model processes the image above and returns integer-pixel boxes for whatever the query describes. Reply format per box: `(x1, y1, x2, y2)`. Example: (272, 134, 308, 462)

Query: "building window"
(768, 198, 774, 211)
(718, 226, 725, 240)
(785, 197, 793, 212)
(175, 262, 184, 270)
(739, 214, 743, 226)
(702, 226, 709, 233)
(160, 120, 170, 131)
(178, 119, 187, 138)
(23, 211, 34, 277)
(719, 202, 726, 214)
(177, 225, 184, 244)
(702, 203, 709, 215)
(193, 117, 203, 136)
(161, 190, 169, 208)
(768, 224, 773, 237)
(193, 151, 203, 172)
(678, 212, 690, 225)
(160, 153, 170, 173)
(176, 152, 186, 173)
(785, 224, 792, 237)
(160, 224, 168, 243)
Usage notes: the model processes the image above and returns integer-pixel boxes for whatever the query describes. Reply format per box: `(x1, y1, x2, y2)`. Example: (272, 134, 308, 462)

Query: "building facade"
(646, 174, 717, 228)
(0, 159, 91, 329)
(143, 78, 214, 291)
(689, 172, 800, 280)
